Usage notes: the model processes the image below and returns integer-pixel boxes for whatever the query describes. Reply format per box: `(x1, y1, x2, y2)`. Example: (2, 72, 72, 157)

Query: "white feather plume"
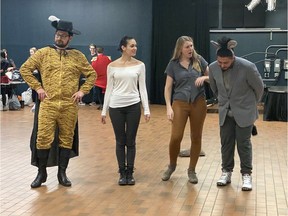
(48, 15, 60, 22)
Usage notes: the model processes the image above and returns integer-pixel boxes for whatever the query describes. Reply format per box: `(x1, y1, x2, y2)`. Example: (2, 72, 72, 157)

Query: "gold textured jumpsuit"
(20, 46, 96, 149)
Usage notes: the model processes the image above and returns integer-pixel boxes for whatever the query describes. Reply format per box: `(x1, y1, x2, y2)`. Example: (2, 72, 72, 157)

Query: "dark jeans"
(109, 102, 141, 169)
(93, 86, 104, 106)
(220, 116, 253, 174)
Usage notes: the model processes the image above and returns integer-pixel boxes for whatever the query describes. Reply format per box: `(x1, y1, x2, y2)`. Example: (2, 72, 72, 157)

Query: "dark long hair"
(117, 36, 134, 52)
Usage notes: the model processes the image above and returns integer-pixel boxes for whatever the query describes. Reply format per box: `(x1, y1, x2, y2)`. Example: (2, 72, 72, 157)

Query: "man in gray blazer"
(209, 37, 264, 191)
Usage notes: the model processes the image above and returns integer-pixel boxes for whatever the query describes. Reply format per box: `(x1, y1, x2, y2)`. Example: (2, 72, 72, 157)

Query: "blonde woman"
(162, 36, 209, 184)
(29, 47, 37, 56)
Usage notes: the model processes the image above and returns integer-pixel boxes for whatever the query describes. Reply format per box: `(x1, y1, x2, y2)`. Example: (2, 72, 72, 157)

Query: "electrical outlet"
(274, 59, 281, 72)
(284, 60, 288, 70)
(264, 60, 271, 72)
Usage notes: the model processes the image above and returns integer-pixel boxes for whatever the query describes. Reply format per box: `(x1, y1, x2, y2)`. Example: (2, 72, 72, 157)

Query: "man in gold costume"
(20, 16, 96, 188)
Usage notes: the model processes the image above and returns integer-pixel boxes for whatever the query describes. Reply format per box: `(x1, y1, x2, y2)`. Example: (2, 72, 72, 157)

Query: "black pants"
(93, 86, 104, 106)
(1, 85, 12, 106)
(109, 102, 141, 168)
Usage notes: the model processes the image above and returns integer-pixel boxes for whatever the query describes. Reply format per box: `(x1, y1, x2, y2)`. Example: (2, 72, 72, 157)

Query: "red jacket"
(91, 54, 111, 90)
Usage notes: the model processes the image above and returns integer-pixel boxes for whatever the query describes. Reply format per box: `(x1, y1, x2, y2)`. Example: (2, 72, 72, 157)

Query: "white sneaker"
(242, 174, 252, 191)
(217, 171, 232, 186)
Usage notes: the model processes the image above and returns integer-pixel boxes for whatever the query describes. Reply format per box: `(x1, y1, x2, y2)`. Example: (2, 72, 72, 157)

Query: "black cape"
(30, 99, 79, 167)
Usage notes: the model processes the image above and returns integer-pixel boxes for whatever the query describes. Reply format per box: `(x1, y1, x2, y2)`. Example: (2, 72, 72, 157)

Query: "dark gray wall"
(209, 0, 288, 87)
(210, 31, 287, 86)
(1, 0, 152, 87)
(1, 0, 287, 97)
(265, 0, 287, 29)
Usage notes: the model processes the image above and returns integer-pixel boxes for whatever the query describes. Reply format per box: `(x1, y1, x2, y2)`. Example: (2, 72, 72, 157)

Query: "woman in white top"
(101, 36, 150, 186)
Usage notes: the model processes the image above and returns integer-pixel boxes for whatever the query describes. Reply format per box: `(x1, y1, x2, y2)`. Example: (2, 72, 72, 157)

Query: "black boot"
(118, 167, 127, 186)
(57, 148, 72, 187)
(31, 149, 49, 188)
(126, 166, 135, 185)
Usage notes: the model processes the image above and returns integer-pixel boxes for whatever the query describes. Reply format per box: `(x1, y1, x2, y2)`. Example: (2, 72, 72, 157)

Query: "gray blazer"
(209, 57, 264, 127)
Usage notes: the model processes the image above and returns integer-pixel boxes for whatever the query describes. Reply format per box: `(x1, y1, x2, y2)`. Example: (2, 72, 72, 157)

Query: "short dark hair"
(118, 36, 134, 52)
(97, 47, 104, 53)
(217, 48, 234, 57)
(89, 44, 97, 49)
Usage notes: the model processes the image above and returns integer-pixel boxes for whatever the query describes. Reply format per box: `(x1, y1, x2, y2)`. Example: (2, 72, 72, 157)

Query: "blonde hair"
(171, 36, 201, 72)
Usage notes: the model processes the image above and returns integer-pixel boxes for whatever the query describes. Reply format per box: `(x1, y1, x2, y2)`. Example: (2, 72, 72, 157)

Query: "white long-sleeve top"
(101, 62, 150, 116)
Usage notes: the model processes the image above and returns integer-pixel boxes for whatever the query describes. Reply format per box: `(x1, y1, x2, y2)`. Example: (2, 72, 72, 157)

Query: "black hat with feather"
(48, 15, 81, 36)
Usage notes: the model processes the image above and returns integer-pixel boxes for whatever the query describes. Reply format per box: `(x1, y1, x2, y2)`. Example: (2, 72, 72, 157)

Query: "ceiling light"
(246, 0, 261, 12)
(267, 0, 276, 11)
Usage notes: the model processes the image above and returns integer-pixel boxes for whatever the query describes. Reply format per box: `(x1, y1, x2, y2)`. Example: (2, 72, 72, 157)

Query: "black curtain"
(150, 0, 210, 104)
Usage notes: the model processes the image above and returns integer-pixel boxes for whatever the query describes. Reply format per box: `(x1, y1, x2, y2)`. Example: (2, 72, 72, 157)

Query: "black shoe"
(31, 170, 47, 188)
(127, 176, 135, 185)
(58, 148, 72, 187)
(118, 168, 127, 185)
(118, 175, 127, 185)
(126, 167, 135, 185)
(31, 150, 49, 188)
(57, 170, 72, 187)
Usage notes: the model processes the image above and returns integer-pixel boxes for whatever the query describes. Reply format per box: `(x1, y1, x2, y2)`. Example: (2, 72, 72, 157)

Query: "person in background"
(89, 43, 97, 62)
(209, 37, 264, 191)
(29, 47, 37, 56)
(91, 47, 112, 110)
(162, 36, 209, 184)
(101, 36, 150, 186)
(2, 49, 17, 69)
(79, 43, 98, 106)
(29, 47, 39, 112)
(20, 15, 96, 188)
(0, 50, 13, 111)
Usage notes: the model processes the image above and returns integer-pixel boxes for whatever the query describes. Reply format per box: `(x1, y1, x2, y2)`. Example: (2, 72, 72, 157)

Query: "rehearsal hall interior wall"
(209, 0, 287, 87)
(1, 0, 287, 103)
(0, 0, 153, 90)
